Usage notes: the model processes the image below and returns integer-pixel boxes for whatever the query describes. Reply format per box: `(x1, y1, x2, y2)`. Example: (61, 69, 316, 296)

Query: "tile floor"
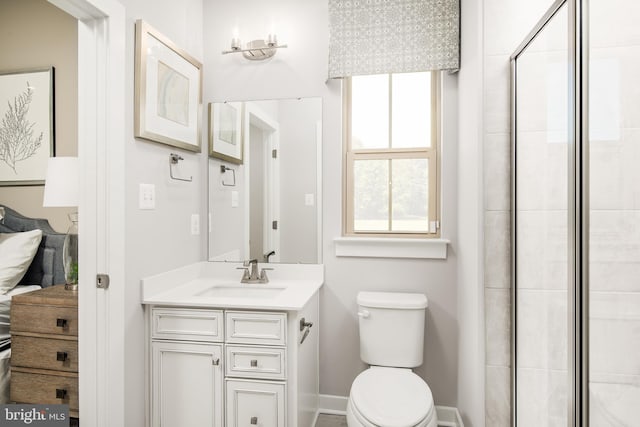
(315, 414, 348, 427)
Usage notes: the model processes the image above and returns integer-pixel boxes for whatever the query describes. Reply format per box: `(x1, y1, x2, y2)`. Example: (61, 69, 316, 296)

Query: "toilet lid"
(350, 367, 434, 427)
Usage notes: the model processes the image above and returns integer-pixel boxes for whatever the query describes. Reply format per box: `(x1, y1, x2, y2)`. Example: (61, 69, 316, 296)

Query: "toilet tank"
(357, 291, 428, 368)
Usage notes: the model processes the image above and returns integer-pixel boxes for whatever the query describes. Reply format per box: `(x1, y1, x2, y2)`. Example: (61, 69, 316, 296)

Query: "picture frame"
(134, 20, 202, 153)
(209, 102, 243, 164)
(0, 67, 55, 186)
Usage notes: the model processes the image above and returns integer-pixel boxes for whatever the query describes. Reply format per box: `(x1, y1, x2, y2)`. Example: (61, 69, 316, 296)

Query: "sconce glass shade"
(43, 157, 79, 288)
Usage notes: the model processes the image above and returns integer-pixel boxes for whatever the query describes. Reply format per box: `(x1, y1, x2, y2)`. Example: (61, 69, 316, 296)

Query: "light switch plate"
(139, 184, 155, 210)
(231, 191, 239, 208)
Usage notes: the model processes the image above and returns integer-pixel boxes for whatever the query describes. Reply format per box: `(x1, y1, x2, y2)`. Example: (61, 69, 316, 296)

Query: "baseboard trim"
(317, 395, 465, 427)
(318, 394, 348, 415)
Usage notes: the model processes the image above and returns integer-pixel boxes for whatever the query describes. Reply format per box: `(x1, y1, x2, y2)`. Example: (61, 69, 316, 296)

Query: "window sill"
(333, 237, 449, 260)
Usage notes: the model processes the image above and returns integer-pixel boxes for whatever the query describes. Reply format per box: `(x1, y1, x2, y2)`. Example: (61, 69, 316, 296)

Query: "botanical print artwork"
(0, 68, 53, 186)
(0, 83, 43, 173)
(156, 61, 189, 126)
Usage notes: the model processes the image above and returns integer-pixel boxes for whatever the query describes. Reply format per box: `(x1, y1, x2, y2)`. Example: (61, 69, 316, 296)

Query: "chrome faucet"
(238, 259, 272, 283)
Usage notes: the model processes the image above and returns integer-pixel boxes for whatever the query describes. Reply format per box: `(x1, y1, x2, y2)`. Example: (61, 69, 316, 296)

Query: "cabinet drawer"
(226, 379, 285, 427)
(152, 308, 223, 342)
(226, 345, 286, 380)
(225, 311, 287, 346)
(11, 335, 78, 372)
(10, 304, 77, 337)
(11, 370, 79, 413)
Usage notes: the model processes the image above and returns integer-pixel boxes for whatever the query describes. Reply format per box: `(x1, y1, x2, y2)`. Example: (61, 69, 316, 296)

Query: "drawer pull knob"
(250, 359, 258, 367)
(212, 358, 220, 366)
(56, 318, 68, 328)
(251, 417, 258, 425)
(56, 351, 68, 362)
(56, 389, 67, 399)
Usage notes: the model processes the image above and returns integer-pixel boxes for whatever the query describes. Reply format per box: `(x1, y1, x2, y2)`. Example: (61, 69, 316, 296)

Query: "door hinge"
(272, 220, 278, 230)
(272, 149, 277, 159)
(96, 274, 110, 289)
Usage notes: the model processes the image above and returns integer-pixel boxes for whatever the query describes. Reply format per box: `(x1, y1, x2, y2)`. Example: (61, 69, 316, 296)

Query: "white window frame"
(342, 72, 441, 238)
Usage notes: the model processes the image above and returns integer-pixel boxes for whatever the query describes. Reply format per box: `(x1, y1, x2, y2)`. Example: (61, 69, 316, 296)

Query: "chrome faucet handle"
(258, 268, 273, 283)
(236, 266, 251, 281)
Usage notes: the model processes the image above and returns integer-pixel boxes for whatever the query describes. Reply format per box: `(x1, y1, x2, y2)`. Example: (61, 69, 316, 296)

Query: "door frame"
(243, 103, 280, 262)
(48, 0, 125, 425)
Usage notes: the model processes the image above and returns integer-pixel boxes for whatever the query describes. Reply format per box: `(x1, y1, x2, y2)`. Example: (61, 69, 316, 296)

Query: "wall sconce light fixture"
(222, 33, 287, 61)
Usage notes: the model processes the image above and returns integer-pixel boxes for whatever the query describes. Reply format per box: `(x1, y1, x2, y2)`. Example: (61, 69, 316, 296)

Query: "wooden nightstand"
(9, 285, 79, 418)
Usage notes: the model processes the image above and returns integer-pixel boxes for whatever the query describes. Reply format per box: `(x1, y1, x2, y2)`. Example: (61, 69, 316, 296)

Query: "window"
(343, 71, 440, 237)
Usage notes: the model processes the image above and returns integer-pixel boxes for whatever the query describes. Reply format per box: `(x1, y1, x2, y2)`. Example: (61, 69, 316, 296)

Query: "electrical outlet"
(139, 184, 155, 210)
(305, 193, 315, 206)
(191, 214, 200, 235)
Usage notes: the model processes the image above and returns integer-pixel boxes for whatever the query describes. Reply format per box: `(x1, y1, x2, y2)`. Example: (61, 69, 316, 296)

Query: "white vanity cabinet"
(146, 293, 319, 427)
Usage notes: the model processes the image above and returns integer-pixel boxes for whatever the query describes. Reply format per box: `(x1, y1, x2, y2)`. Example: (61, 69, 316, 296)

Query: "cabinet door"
(226, 379, 286, 427)
(152, 341, 223, 427)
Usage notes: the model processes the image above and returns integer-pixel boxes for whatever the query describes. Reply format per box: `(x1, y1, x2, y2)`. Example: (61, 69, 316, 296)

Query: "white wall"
(455, 0, 485, 425)
(278, 99, 320, 263)
(203, 0, 461, 409)
(120, 1, 206, 426)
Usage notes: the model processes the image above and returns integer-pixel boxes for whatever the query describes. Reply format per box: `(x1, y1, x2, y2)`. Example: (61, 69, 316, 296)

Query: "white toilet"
(346, 291, 437, 427)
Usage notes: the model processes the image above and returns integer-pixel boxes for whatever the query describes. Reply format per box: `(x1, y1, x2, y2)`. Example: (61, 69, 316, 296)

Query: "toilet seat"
(348, 367, 436, 427)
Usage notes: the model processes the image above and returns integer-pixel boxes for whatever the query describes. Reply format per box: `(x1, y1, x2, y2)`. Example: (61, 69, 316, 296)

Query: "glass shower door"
(588, 0, 640, 424)
(513, 3, 570, 426)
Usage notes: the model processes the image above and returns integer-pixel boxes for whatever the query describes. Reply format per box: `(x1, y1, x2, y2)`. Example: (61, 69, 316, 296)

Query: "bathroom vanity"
(141, 262, 323, 427)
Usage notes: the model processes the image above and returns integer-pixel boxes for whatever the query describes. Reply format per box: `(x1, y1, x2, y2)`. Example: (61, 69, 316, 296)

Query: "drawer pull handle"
(56, 389, 67, 399)
(212, 358, 220, 366)
(251, 417, 258, 425)
(250, 359, 258, 367)
(56, 352, 68, 362)
(56, 318, 68, 328)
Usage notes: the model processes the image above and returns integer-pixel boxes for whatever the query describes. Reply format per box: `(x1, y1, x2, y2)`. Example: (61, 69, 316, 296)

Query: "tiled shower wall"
(483, 0, 555, 425)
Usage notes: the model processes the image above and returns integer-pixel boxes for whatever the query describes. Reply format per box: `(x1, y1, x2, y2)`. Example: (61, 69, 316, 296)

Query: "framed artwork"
(209, 102, 243, 164)
(134, 20, 202, 152)
(0, 67, 54, 186)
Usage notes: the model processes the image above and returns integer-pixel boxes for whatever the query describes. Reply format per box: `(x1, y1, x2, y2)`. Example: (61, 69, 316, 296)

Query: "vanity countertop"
(141, 262, 324, 311)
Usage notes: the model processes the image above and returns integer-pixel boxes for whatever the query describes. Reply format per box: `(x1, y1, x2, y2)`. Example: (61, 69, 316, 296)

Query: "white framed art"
(209, 102, 243, 164)
(134, 20, 202, 152)
(0, 67, 54, 186)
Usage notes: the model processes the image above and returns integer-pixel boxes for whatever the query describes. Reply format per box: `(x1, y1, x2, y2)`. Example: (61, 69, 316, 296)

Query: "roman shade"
(328, 0, 460, 78)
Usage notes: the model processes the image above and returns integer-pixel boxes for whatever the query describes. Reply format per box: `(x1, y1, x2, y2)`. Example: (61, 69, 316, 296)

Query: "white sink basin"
(196, 283, 286, 299)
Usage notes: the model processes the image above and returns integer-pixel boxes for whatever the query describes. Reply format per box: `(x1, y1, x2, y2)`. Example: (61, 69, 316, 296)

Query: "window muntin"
(344, 71, 440, 237)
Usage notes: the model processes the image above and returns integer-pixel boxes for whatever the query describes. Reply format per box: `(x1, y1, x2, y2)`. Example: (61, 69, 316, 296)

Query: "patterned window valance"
(328, 0, 460, 78)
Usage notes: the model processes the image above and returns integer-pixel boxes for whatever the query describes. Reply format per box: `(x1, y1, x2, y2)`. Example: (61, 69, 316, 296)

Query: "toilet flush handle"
(357, 310, 370, 319)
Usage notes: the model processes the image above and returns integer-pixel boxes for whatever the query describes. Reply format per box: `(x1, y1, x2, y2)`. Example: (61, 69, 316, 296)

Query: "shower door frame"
(510, 0, 590, 426)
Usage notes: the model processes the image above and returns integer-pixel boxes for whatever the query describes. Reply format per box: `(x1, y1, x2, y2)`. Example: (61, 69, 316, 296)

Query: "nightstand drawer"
(152, 308, 224, 342)
(11, 370, 79, 413)
(11, 336, 78, 372)
(10, 304, 78, 337)
(225, 311, 287, 346)
(226, 345, 286, 380)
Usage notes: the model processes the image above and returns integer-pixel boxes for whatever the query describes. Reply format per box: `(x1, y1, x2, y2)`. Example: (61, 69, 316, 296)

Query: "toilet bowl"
(346, 367, 437, 427)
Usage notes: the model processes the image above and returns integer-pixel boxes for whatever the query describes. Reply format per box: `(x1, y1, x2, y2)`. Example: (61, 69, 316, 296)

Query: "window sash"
(343, 73, 441, 237)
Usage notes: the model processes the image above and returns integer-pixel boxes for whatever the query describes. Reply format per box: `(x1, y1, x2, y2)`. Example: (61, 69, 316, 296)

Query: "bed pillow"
(0, 229, 43, 295)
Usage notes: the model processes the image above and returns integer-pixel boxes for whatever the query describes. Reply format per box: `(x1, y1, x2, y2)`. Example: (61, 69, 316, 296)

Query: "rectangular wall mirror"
(208, 97, 322, 264)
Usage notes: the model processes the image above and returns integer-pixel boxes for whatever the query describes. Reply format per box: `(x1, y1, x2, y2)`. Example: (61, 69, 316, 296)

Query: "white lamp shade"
(43, 157, 79, 207)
